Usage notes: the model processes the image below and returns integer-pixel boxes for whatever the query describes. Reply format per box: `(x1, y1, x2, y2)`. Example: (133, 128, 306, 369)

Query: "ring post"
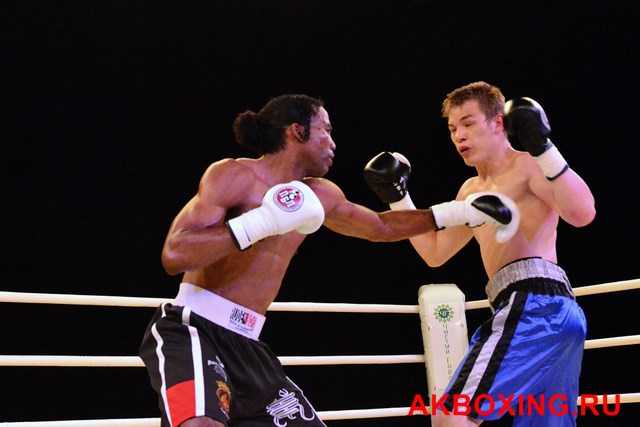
(418, 284, 469, 397)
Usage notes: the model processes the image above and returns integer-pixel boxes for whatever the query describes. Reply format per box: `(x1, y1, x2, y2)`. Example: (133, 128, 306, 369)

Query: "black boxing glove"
(430, 192, 520, 243)
(503, 97, 552, 156)
(503, 97, 569, 180)
(364, 151, 412, 204)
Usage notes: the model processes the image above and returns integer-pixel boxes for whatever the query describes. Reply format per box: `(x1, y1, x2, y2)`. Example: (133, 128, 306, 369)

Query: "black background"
(2, 1, 638, 425)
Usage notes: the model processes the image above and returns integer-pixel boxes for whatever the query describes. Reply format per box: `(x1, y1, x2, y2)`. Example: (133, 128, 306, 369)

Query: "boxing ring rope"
(5, 393, 640, 427)
(2, 277, 637, 310)
(1, 278, 639, 426)
(2, 332, 640, 368)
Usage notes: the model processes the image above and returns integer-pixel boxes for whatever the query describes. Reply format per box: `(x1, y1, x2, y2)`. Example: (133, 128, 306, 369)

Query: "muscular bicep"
(528, 172, 560, 212)
(162, 192, 233, 275)
(524, 154, 595, 227)
(168, 164, 239, 235)
(161, 160, 254, 274)
(169, 194, 226, 234)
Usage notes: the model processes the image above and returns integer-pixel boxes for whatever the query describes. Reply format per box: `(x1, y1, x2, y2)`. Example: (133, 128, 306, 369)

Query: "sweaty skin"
(405, 99, 595, 278)
(161, 107, 438, 314)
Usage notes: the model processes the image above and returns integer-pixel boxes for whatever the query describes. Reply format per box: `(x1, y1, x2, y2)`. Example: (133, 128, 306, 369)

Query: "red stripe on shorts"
(167, 380, 196, 426)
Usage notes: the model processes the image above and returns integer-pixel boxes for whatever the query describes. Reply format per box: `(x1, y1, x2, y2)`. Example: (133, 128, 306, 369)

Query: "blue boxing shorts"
(139, 283, 326, 427)
(442, 258, 587, 426)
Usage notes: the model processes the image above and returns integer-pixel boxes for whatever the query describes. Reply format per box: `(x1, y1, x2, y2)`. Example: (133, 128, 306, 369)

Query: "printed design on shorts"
(215, 380, 231, 418)
(207, 356, 228, 382)
(434, 304, 454, 323)
(273, 186, 304, 212)
(228, 307, 258, 334)
(266, 388, 316, 426)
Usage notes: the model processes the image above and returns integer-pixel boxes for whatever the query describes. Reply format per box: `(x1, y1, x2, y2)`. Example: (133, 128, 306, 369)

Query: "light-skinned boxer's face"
(300, 107, 336, 177)
(446, 99, 501, 167)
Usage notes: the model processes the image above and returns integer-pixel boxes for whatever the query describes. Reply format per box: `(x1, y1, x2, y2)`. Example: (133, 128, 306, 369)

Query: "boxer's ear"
(288, 123, 306, 142)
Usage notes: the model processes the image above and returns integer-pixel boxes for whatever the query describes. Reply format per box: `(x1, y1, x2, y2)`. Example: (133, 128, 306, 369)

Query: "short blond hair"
(441, 81, 505, 120)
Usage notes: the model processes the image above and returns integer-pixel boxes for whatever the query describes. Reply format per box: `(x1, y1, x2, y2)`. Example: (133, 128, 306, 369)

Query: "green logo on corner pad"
(434, 304, 454, 323)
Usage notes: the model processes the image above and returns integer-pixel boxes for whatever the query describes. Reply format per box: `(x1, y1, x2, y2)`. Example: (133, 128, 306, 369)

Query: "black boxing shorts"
(139, 283, 326, 427)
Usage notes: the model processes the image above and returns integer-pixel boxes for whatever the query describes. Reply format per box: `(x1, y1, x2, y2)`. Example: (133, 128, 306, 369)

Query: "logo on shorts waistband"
(229, 307, 258, 332)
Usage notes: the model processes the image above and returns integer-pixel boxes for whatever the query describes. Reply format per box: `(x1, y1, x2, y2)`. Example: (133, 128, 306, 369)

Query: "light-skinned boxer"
(365, 82, 596, 427)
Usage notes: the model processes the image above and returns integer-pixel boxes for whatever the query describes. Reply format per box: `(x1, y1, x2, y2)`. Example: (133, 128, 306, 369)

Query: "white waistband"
(485, 258, 571, 303)
(173, 283, 266, 340)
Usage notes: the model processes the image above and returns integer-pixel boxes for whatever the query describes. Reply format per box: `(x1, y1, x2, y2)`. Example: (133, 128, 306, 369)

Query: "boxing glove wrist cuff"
(226, 208, 276, 251)
(226, 220, 250, 251)
(535, 143, 569, 180)
(430, 201, 466, 231)
(389, 192, 416, 211)
(226, 218, 251, 250)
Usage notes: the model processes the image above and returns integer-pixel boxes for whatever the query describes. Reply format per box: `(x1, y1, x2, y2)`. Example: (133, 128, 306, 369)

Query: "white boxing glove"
(430, 192, 520, 243)
(226, 181, 325, 250)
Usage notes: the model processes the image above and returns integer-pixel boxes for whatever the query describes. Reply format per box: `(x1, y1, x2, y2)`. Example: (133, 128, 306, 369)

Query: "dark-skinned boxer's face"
(299, 107, 336, 177)
(446, 100, 502, 167)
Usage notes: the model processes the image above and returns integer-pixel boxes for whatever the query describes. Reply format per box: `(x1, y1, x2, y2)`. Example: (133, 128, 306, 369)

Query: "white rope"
(2, 333, 639, 368)
(0, 277, 636, 312)
(3, 394, 640, 426)
(584, 334, 640, 349)
(577, 392, 640, 405)
(0, 356, 144, 367)
(0, 419, 159, 427)
(0, 291, 417, 313)
(465, 299, 491, 310)
(0, 354, 425, 367)
(269, 301, 418, 313)
(573, 278, 640, 297)
(0, 291, 168, 308)
(318, 406, 413, 420)
(279, 354, 425, 365)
